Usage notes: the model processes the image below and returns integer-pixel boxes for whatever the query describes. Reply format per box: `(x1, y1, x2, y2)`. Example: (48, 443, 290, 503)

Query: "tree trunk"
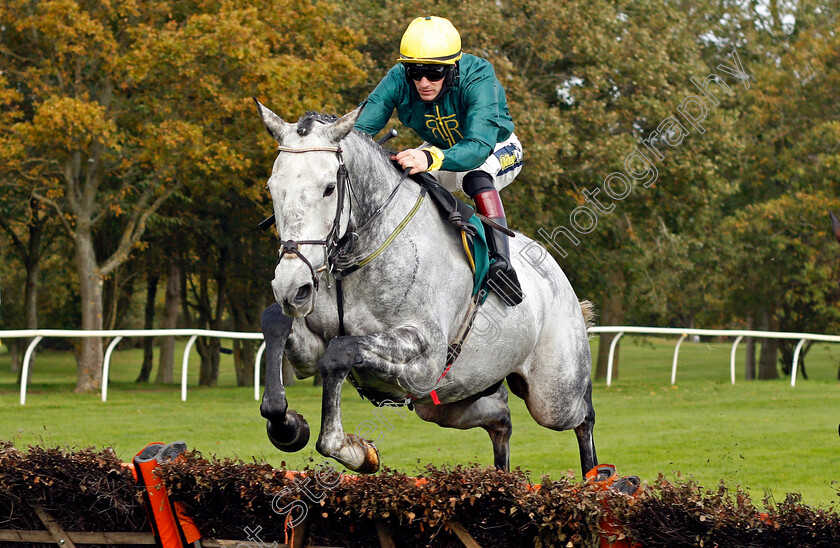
(9, 339, 21, 374)
(105, 268, 135, 331)
(21, 241, 40, 376)
(23, 222, 41, 334)
(595, 270, 625, 380)
(229, 300, 261, 387)
(75, 233, 104, 392)
(233, 339, 256, 387)
(136, 272, 159, 383)
(15, 341, 25, 384)
(0, 201, 46, 375)
(196, 249, 227, 387)
(157, 260, 180, 384)
(745, 314, 756, 381)
(757, 312, 780, 380)
(197, 336, 221, 387)
(228, 306, 262, 386)
(780, 340, 810, 380)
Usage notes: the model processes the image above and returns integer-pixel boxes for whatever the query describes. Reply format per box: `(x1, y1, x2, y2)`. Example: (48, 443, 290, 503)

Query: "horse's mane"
(296, 111, 339, 135)
(348, 130, 398, 167)
(295, 111, 397, 169)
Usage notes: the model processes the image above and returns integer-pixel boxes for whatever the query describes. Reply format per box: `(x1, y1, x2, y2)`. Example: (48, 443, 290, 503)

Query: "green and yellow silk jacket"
(354, 54, 515, 172)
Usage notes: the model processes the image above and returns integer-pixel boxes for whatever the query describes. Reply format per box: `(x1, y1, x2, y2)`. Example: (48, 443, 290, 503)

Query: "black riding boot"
(484, 216, 524, 306)
(463, 171, 523, 307)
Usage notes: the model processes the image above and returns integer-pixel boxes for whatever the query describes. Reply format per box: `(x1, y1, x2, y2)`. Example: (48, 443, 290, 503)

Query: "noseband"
(274, 145, 350, 290)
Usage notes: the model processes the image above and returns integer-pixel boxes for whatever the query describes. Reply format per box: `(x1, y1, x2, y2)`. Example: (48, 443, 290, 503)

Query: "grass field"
(1, 335, 839, 508)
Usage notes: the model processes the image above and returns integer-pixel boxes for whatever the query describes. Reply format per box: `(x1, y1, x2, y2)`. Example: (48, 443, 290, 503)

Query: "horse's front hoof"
(266, 409, 310, 452)
(356, 447, 380, 474)
(344, 434, 380, 474)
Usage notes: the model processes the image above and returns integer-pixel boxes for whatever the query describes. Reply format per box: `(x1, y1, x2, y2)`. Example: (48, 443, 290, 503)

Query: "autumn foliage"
(1, 2, 840, 385)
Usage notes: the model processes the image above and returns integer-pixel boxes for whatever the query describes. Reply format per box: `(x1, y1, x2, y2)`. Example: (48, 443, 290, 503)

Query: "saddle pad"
(465, 213, 490, 302)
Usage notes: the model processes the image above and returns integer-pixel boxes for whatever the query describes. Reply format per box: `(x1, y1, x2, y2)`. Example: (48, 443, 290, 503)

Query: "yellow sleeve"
(421, 146, 445, 172)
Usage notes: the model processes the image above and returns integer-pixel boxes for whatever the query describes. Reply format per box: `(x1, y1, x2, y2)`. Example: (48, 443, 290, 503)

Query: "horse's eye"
(324, 183, 336, 197)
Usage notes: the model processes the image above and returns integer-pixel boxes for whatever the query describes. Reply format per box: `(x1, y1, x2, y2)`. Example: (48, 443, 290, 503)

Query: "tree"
(125, 0, 368, 385)
(701, 1, 840, 378)
(0, 1, 182, 391)
(0, 0, 367, 390)
(0, 72, 64, 371)
(715, 193, 840, 377)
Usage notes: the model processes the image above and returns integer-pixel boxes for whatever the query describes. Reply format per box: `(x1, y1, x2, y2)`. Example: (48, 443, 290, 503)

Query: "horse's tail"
(579, 299, 597, 330)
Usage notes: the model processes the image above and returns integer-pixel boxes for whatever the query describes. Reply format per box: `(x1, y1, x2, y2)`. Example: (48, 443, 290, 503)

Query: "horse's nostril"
(294, 285, 311, 303)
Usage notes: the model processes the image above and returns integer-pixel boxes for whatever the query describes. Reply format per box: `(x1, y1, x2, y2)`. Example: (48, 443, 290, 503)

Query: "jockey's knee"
(462, 170, 496, 199)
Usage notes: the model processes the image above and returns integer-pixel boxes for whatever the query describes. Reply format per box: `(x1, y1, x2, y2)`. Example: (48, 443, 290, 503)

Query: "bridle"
(271, 140, 425, 337)
(273, 145, 350, 291)
(272, 140, 419, 283)
(271, 138, 480, 405)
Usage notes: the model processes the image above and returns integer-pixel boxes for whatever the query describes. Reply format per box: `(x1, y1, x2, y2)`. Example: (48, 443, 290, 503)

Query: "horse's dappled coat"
(255, 102, 597, 475)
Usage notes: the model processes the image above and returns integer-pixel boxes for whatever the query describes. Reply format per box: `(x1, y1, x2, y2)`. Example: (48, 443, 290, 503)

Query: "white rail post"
(606, 332, 624, 387)
(254, 341, 267, 401)
(671, 333, 687, 385)
(19, 335, 44, 405)
(730, 335, 744, 385)
(790, 338, 807, 387)
(181, 335, 198, 401)
(101, 335, 124, 402)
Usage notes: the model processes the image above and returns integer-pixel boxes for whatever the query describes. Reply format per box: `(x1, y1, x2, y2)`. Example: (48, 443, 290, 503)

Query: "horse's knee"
(261, 303, 292, 338)
(318, 336, 359, 377)
(484, 397, 512, 471)
(486, 411, 512, 441)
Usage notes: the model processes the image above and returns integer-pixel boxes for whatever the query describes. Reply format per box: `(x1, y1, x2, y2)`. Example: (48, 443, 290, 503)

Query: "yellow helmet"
(398, 16, 462, 65)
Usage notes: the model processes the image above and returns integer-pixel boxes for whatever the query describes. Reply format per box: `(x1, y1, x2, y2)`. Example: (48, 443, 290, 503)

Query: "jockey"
(354, 15, 524, 307)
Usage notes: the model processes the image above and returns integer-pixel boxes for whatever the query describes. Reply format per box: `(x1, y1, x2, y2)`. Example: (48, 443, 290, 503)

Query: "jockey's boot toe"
(488, 257, 523, 307)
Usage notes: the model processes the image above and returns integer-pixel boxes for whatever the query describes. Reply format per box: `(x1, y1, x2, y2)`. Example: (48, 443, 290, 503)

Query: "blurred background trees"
(1, 0, 838, 389)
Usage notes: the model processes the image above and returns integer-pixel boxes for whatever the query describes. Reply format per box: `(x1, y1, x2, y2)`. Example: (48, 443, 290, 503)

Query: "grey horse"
(255, 102, 597, 476)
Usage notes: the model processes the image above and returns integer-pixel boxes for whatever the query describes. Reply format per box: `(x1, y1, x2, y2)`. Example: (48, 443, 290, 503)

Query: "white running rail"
(1, 329, 263, 405)
(588, 326, 840, 387)
(4, 326, 839, 404)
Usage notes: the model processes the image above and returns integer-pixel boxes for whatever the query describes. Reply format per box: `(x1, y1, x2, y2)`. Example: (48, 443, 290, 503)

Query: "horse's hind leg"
(414, 383, 512, 470)
(260, 303, 310, 452)
(573, 380, 598, 475)
(508, 361, 597, 477)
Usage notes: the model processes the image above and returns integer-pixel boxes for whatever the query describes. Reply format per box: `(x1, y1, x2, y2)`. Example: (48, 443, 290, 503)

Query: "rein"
(272, 143, 427, 335)
(273, 139, 481, 405)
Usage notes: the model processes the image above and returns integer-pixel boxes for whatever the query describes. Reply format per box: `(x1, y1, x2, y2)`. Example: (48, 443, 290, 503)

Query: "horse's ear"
(830, 211, 840, 244)
(325, 106, 363, 144)
(253, 98, 294, 144)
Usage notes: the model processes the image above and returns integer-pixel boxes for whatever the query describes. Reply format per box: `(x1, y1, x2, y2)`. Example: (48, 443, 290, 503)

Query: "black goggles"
(405, 63, 449, 82)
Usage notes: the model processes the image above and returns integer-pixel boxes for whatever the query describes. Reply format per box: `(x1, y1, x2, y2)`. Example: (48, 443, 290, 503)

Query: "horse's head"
(831, 211, 840, 245)
(255, 100, 362, 317)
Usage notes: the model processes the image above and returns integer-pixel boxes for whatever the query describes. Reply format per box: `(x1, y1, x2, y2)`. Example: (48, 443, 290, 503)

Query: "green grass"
(1, 336, 839, 508)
